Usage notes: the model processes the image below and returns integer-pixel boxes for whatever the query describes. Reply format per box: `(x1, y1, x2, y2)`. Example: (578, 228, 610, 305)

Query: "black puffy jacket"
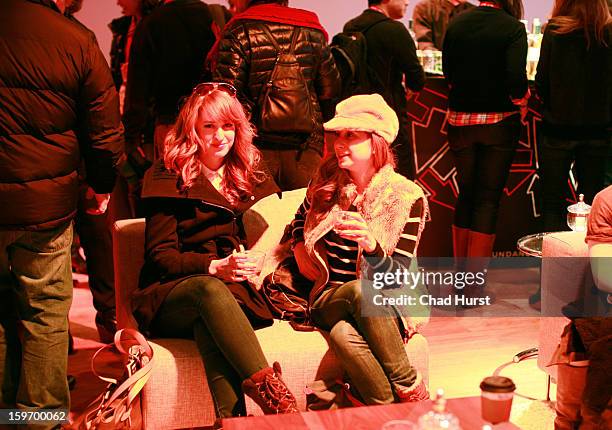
(0, 0, 123, 231)
(213, 17, 339, 152)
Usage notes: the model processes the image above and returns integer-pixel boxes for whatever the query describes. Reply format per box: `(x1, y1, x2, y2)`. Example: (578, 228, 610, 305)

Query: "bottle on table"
(527, 17, 543, 80)
(417, 388, 462, 430)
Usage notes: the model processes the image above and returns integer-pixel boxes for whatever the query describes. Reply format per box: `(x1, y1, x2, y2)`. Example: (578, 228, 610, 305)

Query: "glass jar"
(567, 194, 591, 232)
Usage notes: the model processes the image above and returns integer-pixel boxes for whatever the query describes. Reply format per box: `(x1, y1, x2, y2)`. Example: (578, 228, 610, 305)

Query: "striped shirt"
(290, 194, 424, 288)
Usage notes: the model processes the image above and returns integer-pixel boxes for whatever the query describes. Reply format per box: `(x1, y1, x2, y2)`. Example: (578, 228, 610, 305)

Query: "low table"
(517, 232, 547, 257)
(222, 397, 521, 429)
(517, 231, 568, 258)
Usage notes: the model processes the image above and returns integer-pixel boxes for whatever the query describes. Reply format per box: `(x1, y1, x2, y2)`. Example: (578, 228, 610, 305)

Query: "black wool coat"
(133, 160, 279, 332)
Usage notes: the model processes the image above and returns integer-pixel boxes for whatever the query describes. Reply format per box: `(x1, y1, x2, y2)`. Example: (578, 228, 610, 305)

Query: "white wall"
(76, 1, 554, 64)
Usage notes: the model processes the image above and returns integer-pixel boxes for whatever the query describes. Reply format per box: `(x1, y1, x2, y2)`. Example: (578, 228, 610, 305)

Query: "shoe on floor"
(95, 311, 117, 344)
(242, 362, 298, 414)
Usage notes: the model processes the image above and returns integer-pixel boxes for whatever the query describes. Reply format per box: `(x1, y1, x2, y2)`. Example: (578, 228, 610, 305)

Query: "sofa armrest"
(113, 218, 146, 330)
(542, 231, 588, 258)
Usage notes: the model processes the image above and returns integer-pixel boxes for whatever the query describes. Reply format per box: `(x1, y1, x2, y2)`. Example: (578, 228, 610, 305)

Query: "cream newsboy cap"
(323, 94, 399, 144)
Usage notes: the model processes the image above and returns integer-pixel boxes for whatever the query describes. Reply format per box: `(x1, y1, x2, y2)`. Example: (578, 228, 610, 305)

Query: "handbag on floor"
(305, 377, 365, 411)
(71, 328, 154, 429)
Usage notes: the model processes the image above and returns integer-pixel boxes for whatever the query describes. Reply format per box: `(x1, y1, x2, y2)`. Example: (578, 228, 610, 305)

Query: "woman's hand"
(294, 242, 320, 281)
(209, 250, 257, 282)
(334, 211, 377, 253)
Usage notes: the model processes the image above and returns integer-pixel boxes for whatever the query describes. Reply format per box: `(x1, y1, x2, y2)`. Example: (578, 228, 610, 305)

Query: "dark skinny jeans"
(448, 115, 521, 234)
(311, 280, 418, 405)
(150, 276, 268, 418)
(539, 135, 611, 232)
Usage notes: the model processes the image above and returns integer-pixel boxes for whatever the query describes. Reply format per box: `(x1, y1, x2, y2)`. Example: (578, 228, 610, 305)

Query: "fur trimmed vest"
(302, 164, 428, 302)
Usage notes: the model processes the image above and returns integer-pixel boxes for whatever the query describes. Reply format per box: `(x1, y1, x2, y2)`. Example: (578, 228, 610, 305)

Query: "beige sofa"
(113, 189, 429, 429)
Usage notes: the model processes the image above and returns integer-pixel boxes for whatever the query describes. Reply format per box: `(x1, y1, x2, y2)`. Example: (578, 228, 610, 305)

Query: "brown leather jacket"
(213, 19, 339, 153)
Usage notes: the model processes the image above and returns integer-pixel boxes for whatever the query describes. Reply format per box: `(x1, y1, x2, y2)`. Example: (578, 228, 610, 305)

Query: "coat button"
(250, 195, 255, 200)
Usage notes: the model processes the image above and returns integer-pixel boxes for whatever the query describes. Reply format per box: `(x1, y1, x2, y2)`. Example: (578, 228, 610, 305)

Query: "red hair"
(309, 133, 396, 214)
(163, 89, 266, 203)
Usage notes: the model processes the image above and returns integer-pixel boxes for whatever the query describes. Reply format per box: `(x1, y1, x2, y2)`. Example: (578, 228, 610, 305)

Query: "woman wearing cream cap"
(283, 94, 430, 404)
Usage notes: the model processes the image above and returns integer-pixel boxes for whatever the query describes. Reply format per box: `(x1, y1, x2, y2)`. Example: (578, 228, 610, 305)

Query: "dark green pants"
(151, 276, 268, 417)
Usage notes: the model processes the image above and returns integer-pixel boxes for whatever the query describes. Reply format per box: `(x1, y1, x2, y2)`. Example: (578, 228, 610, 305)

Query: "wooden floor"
(68, 268, 556, 429)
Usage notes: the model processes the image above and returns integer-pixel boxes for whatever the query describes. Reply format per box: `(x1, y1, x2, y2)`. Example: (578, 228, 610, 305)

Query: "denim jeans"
(311, 280, 418, 405)
(539, 136, 611, 232)
(150, 276, 269, 418)
(448, 115, 521, 234)
(0, 222, 73, 421)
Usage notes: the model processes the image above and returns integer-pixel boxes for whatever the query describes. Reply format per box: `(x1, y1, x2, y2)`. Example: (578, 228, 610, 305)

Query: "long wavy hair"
(550, 0, 612, 47)
(163, 89, 265, 204)
(310, 133, 396, 214)
(493, 0, 524, 20)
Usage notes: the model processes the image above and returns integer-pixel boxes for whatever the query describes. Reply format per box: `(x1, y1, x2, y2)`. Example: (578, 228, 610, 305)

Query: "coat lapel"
(141, 160, 280, 213)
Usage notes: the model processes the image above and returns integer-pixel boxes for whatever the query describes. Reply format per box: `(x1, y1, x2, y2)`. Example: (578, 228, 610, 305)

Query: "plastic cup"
(243, 250, 265, 280)
(381, 420, 415, 430)
(333, 211, 353, 232)
(480, 376, 516, 424)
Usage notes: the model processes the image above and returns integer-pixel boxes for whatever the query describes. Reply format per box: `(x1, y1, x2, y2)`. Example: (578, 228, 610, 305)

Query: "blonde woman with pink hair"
(132, 83, 298, 419)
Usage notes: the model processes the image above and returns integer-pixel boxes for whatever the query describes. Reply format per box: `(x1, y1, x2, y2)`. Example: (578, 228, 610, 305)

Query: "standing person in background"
(535, 0, 612, 232)
(0, 0, 122, 417)
(413, 0, 475, 51)
(123, 0, 217, 167)
(212, 0, 339, 191)
(343, 0, 425, 180)
(443, 0, 527, 299)
(109, 0, 161, 219)
(110, 0, 161, 116)
(64, 0, 128, 344)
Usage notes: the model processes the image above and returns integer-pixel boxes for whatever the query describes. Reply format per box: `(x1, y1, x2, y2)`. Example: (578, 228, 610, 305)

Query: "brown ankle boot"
(242, 362, 298, 414)
(395, 374, 430, 403)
